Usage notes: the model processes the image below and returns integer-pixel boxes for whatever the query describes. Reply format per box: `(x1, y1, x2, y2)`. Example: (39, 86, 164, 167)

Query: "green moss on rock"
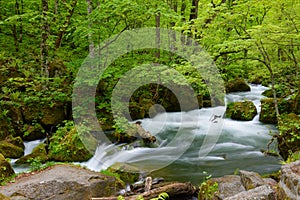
(0, 153, 15, 183)
(0, 193, 11, 200)
(48, 122, 96, 162)
(277, 113, 300, 160)
(0, 136, 24, 158)
(22, 123, 45, 140)
(107, 163, 140, 184)
(16, 143, 48, 164)
(259, 98, 293, 124)
(226, 101, 257, 121)
(225, 79, 250, 93)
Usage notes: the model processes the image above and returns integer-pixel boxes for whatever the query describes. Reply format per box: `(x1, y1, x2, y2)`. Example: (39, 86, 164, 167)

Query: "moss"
(16, 143, 48, 164)
(0, 136, 24, 158)
(107, 163, 140, 184)
(0, 153, 15, 183)
(277, 113, 300, 160)
(22, 102, 66, 127)
(0, 193, 11, 200)
(198, 179, 219, 200)
(259, 98, 293, 124)
(4, 135, 25, 150)
(48, 122, 95, 162)
(226, 101, 257, 121)
(22, 123, 45, 140)
(225, 79, 250, 93)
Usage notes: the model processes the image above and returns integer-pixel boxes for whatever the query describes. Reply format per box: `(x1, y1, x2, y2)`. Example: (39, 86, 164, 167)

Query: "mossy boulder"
(22, 123, 45, 141)
(0, 102, 24, 140)
(261, 85, 291, 98)
(15, 143, 48, 164)
(277, 113, 300, 160)
(225, 79, 251, 93)
(0, 136, 24, 158)
(0, 153, 15, 183)
(22, 102, 66, 127)
(48, 122, 95, 162)
(226, 101, 257, 121)
(108, 162, 141, 184)
(259, 98, 293, 124)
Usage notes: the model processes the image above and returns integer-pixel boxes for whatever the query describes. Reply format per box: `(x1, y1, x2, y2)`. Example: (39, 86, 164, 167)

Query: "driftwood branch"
(92, 182, 196, 200)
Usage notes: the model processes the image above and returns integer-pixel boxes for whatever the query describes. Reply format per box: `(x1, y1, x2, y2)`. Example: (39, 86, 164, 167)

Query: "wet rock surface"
(0, 164, 119, 200)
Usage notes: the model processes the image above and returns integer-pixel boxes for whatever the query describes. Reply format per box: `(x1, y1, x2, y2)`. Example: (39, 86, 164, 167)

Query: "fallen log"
(92, 182, 196, 200)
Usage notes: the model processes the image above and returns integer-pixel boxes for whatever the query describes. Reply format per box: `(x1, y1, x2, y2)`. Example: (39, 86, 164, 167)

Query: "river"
(14, 84, 282, 185)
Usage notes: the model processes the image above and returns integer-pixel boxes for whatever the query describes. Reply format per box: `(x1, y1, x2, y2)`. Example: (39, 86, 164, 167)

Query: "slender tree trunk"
(168, 0, 177, 51)
(41, 0, 50, 78)
(189, 0, 199, 21)
(12, 0, 21, 52)
(86, 0, 94, 57)
(256, 40, 280, 117)
(12, 25, 19, 52)
(180, 0, 186, 44)
(54, 0, 59, 22)
(55, 0, 77, 49)
(19, 0, 23, 43)
(155, 12, 161, 60)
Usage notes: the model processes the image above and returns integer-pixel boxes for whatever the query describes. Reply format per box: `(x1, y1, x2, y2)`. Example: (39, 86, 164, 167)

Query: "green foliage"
(48, 121, 94, 162)
(198, 171, 219, 200)
(284, 151, 300, 164)
(151, 192, 169, 200)
(198, 181, 219, 200)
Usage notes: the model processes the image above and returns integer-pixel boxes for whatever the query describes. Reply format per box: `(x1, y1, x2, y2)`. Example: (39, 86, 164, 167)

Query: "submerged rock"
(0, 164, 119, 200)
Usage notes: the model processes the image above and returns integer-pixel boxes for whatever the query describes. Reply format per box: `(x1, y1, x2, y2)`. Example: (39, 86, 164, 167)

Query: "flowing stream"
(83, 84, 282, 184)
(14, 85, 282, 184)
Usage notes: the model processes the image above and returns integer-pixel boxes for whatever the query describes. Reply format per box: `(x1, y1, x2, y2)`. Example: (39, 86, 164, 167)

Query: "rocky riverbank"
(0, 160, 299, 200)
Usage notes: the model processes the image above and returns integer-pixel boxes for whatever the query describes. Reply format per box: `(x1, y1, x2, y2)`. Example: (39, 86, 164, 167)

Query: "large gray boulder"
(0, 164, 119, 200)
(239, 170, 265, 190)
(209, 175, 246, 199)
(278, 160, 300, 200)
(224, 185, 276, 200)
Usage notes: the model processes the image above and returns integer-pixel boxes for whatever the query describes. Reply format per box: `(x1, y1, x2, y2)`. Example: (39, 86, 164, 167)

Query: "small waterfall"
(11, 138, 46, 173)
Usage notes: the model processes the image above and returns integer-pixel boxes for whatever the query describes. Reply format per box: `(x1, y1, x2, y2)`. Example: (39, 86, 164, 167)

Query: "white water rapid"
(82, 84, 282, 184)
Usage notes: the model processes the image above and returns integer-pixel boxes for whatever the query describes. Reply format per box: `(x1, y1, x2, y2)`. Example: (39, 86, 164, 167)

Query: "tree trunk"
(53, 0, 59, 22)
(155, 11, 161, 59)
(86, 0, 94, 57)
(168, 0, 177, 51)
(189, 0, 199, 21)
(55, 0, 77, 49)
(180, 0, 186, 44)
(41, 0, 50, 78)
(19, 0, 23, 43)
(256, 40, 280, 117)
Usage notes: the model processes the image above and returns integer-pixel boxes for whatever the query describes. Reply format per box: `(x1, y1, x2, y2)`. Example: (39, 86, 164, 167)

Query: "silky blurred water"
(14, 85, 282, 185)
